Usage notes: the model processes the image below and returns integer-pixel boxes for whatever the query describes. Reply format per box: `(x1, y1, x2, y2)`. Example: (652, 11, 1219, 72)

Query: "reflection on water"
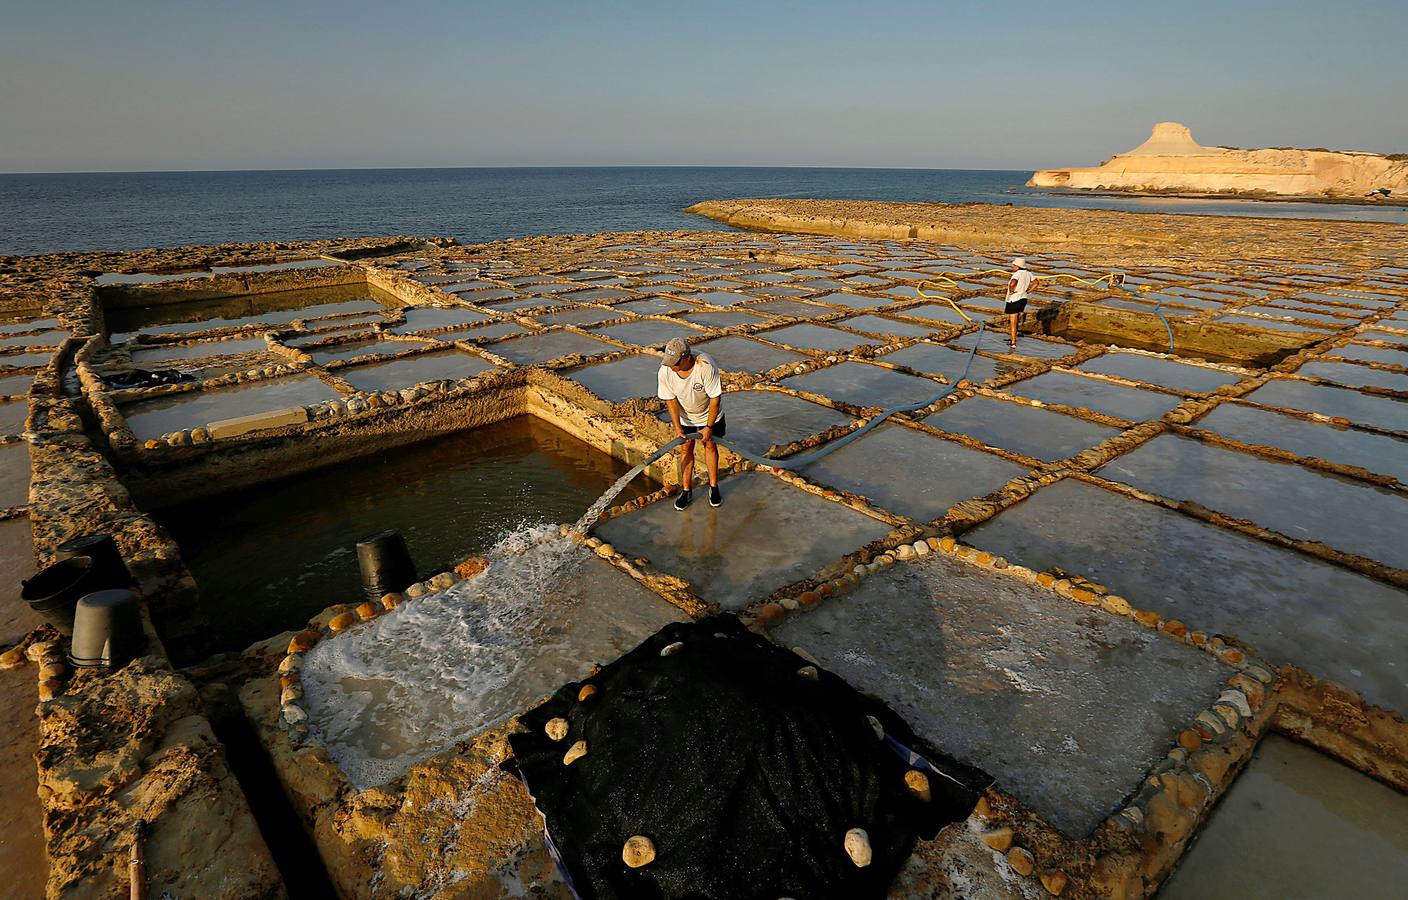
(106, 283, 400, 338)
(155, 416, 651, 662)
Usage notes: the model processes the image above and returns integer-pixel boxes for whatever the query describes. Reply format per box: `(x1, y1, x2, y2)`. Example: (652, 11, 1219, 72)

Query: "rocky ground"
(3, 208, 1406, 897)
(686, 197, 1408, 260)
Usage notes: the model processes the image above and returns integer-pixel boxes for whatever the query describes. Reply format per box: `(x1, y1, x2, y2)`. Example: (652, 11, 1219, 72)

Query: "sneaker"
(674, 490, 692, 511)
(708, 485, 722, 507)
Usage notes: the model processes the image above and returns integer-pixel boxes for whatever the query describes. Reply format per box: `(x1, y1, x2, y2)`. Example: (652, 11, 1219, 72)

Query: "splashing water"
(299, 525, 686, 790)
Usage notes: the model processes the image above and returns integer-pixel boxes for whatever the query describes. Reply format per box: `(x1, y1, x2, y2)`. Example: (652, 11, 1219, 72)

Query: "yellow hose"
(913, 268, 1154, 318)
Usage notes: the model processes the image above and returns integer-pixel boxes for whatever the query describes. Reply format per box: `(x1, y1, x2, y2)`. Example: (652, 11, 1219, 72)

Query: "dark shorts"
(687, 416, 726, 439)
(1005, 297, 1029, 314)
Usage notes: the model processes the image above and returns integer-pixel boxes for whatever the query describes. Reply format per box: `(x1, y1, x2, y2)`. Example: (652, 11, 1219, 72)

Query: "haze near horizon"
(2, 0, 1405, 174)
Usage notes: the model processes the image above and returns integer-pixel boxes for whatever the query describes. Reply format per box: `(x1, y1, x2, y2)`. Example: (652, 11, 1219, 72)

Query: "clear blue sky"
(2, 0, 1404, 173)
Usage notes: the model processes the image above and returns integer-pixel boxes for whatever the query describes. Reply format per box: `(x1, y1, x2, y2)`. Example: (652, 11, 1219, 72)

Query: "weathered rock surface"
(1029, 122, 1408, 198)
(239, 649, 569, 899)
(36, 658, 283, 899)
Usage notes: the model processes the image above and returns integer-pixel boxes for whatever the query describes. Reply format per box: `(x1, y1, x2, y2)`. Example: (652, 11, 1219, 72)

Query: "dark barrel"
(356, 530, 417, 603)
(69, 589, 147, 668)
(21, 557, 98, 633)
(56, 534, 132, 589)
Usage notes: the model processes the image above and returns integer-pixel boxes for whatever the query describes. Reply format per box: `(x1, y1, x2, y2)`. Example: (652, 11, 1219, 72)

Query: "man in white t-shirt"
(1005, 257, 1037, 351)
(657, 338, 725, 510)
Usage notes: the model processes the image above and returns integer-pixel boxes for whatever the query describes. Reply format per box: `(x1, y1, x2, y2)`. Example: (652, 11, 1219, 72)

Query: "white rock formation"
(1028, 122, 1408, 198)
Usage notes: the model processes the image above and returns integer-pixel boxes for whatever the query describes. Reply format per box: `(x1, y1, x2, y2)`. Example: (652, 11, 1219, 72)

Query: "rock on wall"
(1029, 123, 1408, 198)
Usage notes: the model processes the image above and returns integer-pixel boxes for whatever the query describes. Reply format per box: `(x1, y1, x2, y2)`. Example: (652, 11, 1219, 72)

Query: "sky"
(2, 0, 1405, 173)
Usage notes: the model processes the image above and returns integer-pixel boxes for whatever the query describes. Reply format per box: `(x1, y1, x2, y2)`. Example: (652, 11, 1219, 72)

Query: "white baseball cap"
(662, 338, 690, 366)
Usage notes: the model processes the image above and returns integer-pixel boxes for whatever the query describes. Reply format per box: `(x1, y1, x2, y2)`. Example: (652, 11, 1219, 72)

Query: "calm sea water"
(2, 167, 1403, 256)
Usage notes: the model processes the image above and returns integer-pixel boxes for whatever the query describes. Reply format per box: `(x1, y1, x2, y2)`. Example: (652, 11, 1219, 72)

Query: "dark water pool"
(155, 416, 650, 662)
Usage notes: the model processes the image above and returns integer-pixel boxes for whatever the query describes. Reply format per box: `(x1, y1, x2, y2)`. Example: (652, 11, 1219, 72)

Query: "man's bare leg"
(679, 439, 696, 489)
(674, 439, 697, 509)
(702, 438, 719, 487)
(1008, 313, 1018, 350)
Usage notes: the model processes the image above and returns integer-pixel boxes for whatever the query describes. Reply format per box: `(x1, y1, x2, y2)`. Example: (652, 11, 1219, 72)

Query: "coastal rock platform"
(3, 204, 1406, 897)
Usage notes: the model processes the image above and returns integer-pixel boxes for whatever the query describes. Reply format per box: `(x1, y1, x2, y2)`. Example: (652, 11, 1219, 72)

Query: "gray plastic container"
(68, 589, 147, 668)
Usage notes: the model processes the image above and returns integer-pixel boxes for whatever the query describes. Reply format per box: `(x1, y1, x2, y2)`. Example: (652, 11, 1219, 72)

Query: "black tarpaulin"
(508, 615, 989, 900)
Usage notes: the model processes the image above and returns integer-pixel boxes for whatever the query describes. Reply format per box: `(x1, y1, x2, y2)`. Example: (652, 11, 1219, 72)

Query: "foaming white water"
(300, 524, 686, 791)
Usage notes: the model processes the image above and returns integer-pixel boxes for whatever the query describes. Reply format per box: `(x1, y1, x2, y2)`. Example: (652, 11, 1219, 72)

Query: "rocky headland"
(1028, 122, 1408, 200)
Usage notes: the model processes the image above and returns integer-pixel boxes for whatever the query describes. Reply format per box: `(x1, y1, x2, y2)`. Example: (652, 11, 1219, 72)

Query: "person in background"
(657, 338, 725, 510)
(1005, 257, 1037, 351)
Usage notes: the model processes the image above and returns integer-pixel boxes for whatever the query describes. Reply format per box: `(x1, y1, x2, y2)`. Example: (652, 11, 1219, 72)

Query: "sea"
(2, 166, 1404, 257)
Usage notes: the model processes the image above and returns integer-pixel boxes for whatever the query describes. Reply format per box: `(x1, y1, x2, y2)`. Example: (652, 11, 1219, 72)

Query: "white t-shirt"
(657, 352, 723, 427)
(1007, 269, 1035, 302)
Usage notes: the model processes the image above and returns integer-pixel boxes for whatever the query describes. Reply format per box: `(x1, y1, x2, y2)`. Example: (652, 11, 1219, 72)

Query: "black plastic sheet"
(509, 615, 989, 899)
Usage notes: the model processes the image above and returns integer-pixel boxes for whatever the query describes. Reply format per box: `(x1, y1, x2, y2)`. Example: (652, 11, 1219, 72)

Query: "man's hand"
(674, 424, 687, 440)
(701, 426, 713, 443)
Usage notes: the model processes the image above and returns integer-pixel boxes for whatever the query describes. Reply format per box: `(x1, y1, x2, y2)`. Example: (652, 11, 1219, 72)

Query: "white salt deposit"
(300, 526, 685, 790)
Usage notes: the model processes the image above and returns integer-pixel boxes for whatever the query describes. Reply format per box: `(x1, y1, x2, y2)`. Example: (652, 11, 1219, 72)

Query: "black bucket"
(356, 530, 417, 603)
(56, 534, 132, 589)
(69, 589, 147, 669)
(21, 557, 98, 634)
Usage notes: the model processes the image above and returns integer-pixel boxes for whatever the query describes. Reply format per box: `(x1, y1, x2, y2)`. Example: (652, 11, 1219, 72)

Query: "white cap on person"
(1012, 257, 1027, 269)
(662, 338, 690, 366)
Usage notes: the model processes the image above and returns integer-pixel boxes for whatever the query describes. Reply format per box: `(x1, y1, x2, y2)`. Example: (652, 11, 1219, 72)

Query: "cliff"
(1028, 123, 1408, 199)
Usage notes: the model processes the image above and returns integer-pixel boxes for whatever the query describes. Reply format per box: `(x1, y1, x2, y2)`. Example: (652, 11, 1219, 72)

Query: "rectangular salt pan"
(121, 374, 339, 441)
(836, 315, 935, 338)
(566, 355, 663, 403)
(533, 308, 621, 328)
(691, 337, 805, 375)
(1297, 360, 1408, 392)
(0, 331, 66, 349)
(116, 297, 388, 337)
(595, 472, 890, 611)
(310, 339, 428, 365)
(1329, 344, 1408, 367)
(1098, 433, 1408, 569)
(0, 401, 27, 436)
(0, 442, 29, 507)
(431, 322, 526, 342)
(878, 343, 1010, 383)
(0, 352, 56, 368)
(0, 374, 35, 396)
(1243, 379, 1408, 433)
(679, 311, 768, 329)
(491, 332, 617, 365)
(759, 324, 885, 353)
(590, 320, 703, 347)
(339, 351, 497, 392)
(1004, 371, 1181, 421)
(388, 307, 490, 333)
(772, 551, 1228, 837)
(783, 361, 940, 408)
(129, 338, 270, 365)
(1196, 402, 1408, 483)
(968, 477, 1408, 713)
(614, 298, 694, 316)
(800, 424, 1027, 521)
(925, 396, 1120, 461)
(1076, 354, 1241, 394)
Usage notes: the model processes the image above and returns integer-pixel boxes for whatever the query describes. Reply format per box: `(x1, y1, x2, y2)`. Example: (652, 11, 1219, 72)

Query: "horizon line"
(0, 163, 1033, 177)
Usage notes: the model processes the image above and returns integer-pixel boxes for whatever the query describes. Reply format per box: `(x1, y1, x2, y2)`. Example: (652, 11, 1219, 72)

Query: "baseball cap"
(662, 338, 690, 366)
(1012, 257, 1027, 269)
